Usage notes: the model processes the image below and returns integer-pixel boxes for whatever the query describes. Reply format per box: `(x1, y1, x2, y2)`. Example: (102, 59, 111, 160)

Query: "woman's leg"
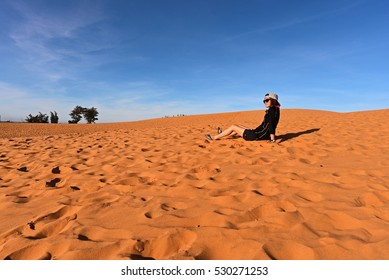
(213, 125, 246, 140)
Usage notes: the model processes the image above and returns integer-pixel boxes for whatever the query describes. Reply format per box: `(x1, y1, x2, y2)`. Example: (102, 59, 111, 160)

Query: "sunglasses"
(263, 99, 271, 103)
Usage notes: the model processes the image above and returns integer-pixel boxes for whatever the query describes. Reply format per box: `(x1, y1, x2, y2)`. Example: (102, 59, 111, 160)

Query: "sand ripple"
(1, 109, 389, 259)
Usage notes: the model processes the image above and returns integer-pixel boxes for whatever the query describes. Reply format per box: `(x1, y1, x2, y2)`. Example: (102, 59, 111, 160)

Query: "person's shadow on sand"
(277, 128, 320, 144)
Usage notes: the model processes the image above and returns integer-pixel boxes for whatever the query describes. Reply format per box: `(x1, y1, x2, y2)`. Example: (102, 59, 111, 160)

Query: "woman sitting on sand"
(205, 93, 280, 142)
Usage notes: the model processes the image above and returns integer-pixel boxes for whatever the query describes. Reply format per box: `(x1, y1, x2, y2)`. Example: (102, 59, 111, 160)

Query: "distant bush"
(50, 111, 59, 123)
(83, 107, 99, 124)
(69, 105, 84, 124)
(68, 106, 99, 124)
(25, 112, 49, 123)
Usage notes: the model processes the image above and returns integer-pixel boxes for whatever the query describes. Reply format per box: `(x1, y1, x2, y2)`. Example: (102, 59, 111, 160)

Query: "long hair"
(270, 99, 281, 107)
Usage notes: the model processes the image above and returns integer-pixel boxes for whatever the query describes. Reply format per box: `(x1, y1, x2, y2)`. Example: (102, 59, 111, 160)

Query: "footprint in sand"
(13, 196, 29, 204)
(73, 226, 133, 243)
(298, 158, 312, 164)
(144, 212, 153, 219)
(46, 178, 61, 188)
(28, 221, 36, 230)
(6, 190, 33, 204)
(23, 205, 79, 240)
(139, 229, 198, 259)
(160, 203, 177, 211)
(295, 191, 323, 202)
(17, 167, 28, 172)
(262, 241, 315, 260)
(134, 240, 146, 253)
(5, 244, 54, 260)
(51, 166, 61, 174)
(144, 202, 184, 220)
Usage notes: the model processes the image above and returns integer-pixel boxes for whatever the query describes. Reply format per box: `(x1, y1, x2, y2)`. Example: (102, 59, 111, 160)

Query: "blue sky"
(1, 0, 388, 123)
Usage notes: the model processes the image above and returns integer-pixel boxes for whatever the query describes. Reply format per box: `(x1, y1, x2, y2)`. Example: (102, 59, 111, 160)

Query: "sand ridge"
(1, 109, 389, 259)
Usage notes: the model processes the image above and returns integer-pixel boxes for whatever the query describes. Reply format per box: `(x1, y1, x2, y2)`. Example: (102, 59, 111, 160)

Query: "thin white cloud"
(0, 82, 28, 100)
(8, 0, 111, 81)
(222, 17, 315, 43)
(220, 1, 366, 43)
(0, 82, 64, 121)
(0, 80, 195, 122)
(10, 0, 105, 41)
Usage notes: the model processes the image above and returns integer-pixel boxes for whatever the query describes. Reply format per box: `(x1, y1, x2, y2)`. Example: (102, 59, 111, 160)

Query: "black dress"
(243, 106, 280, 141)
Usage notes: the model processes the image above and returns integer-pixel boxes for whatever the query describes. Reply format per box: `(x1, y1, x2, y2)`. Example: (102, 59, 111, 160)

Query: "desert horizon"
(1, 108, 389, 260)
(1, 107, 388, 137)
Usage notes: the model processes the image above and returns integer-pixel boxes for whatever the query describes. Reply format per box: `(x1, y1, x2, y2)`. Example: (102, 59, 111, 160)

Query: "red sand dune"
(1, 109, 389, 259)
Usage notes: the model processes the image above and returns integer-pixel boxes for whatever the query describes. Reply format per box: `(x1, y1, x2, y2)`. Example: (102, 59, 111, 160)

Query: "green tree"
(69, 106, 85, 124)
(83, 107, 99, 124)
(50, 111, 59, 123)
(25, 112, 49, 123)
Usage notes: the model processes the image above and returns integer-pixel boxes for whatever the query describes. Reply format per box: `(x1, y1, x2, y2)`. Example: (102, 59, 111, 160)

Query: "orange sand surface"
(1, 109, 389, 260)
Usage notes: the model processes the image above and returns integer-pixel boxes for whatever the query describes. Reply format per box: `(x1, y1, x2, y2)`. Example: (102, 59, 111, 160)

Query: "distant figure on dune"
(205, 93, 281, 142)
